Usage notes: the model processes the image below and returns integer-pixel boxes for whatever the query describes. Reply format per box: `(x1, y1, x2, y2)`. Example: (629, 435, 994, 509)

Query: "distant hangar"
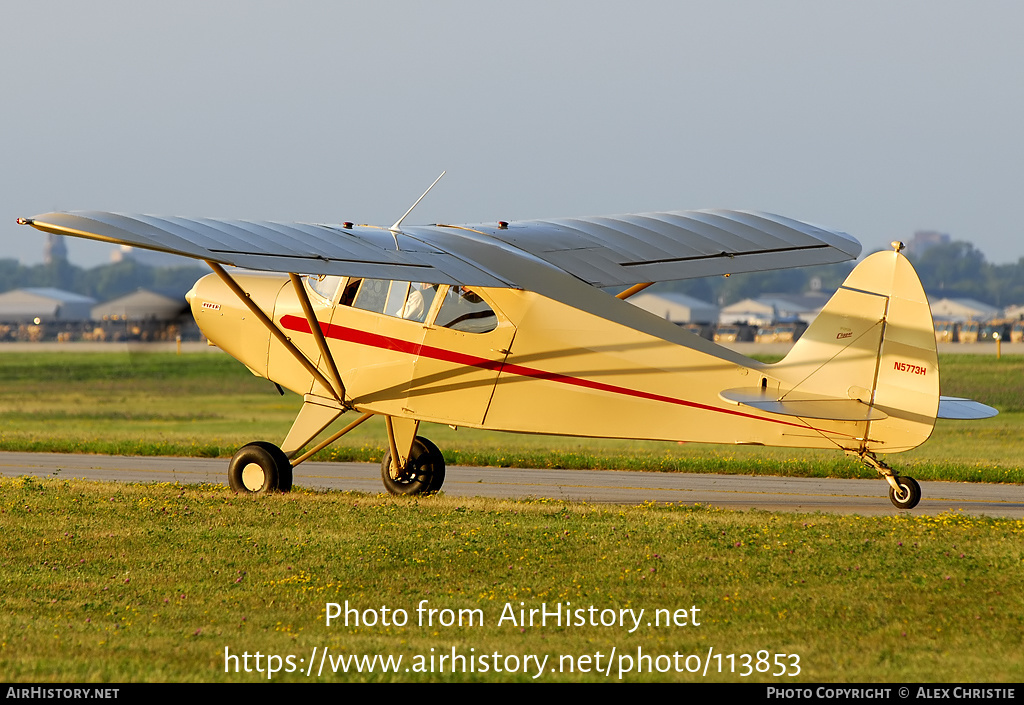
(91, 289, 187, 322)
(0, 287, 193, 342)
(0, 287, 96, 322)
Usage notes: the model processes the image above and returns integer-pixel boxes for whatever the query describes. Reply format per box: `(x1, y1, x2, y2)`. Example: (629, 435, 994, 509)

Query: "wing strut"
(616, 282, 655, 300)
(288, 273, 346, 400)
(205, 261, 343, 401)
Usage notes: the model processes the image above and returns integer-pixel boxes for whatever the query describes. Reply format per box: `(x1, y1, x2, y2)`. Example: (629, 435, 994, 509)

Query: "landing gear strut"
(854, 450, 922, 509)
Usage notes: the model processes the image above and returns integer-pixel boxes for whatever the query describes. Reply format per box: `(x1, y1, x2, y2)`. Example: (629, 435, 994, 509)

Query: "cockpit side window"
(339, 278, 444, 325)
(352, 278, 390, 313)
(343, 279, 443, 324)
(383, 280, 411, 317)
(339, 278, 361, 307)
(435, 286, 498, 333)
(402, 283, 439, 322)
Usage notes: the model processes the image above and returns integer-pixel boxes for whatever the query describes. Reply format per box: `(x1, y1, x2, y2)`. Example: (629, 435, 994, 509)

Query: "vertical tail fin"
(774, 248, 939, 453)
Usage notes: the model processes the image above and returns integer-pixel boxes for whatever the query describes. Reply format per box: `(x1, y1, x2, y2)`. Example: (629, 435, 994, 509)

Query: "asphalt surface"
(2, 451, 1022, 518)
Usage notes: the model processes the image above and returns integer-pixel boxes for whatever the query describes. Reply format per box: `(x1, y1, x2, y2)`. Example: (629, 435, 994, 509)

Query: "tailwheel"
(229, 441, 293, 494)
(852, 450, 923, 510)
(888, 475, 921, 510)
(380, 436, 445, 495)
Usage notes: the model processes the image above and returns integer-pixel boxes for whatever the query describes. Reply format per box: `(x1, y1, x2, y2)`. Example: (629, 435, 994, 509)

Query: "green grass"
(0, 352, 295, 458)
(935, 354, 1024, 411)
(1, 477, 1022, 682)
(0, 352, 1020, 483)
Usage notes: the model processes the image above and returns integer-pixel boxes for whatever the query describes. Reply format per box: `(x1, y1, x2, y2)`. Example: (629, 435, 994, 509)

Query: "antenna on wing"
(389, 171, 446, 248)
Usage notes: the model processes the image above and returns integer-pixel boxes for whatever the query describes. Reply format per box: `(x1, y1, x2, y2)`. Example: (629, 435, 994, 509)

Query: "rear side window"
(435, 287, 497, 333)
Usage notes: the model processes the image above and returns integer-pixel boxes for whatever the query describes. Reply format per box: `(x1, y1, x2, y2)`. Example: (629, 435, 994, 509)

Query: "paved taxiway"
(1, 451, 1022, 518)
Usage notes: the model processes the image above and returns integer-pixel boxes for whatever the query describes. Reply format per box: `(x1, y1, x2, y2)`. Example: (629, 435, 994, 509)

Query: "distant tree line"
(664, 241, 1024, 308)
(0, 257, 208, 303)
(909, 242, 1024, 308)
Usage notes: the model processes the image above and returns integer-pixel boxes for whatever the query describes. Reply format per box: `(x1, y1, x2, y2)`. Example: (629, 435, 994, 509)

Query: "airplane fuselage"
(186, 252, 938, 457)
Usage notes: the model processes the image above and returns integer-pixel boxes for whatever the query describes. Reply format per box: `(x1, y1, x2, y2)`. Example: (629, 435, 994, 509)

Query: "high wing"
(19, 209, 860, 289)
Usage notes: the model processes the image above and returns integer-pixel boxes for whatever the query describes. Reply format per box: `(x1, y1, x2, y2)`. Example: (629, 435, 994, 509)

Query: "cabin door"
(406, 286, 516, 425)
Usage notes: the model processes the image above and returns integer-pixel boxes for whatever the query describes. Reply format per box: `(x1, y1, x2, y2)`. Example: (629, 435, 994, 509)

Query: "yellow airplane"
(19, 191, 996, 509)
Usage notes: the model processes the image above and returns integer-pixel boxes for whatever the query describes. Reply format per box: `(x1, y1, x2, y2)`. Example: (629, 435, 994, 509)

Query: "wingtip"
(16, 217, 32, 226)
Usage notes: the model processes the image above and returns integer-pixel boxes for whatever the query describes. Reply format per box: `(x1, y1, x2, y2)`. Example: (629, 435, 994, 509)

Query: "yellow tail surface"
(774, 249, 939, 453)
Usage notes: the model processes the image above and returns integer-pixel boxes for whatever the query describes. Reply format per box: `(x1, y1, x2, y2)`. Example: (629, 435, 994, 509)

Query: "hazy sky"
(3, 1, 1022, 268)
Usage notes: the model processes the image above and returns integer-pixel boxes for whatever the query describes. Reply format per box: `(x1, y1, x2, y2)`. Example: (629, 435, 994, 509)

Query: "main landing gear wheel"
(888, 476, 921, 510)
(380, 436, 445, 495)
(229, 441, 293, 494)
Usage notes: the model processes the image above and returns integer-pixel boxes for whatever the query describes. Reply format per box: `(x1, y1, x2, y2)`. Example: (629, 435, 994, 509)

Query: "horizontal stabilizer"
(937, 396, 999, 420)
(719, 388, 888, 421)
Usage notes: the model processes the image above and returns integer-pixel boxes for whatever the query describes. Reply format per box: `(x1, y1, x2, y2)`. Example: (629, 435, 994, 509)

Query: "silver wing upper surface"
(20, 209, 861, 289)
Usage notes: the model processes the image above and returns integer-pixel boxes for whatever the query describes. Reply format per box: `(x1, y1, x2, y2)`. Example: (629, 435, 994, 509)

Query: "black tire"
(416, 437, 446, 494)
(889, 476, 921, 509)
(380, 436, 445, 495)
(229, 442, 292, 494)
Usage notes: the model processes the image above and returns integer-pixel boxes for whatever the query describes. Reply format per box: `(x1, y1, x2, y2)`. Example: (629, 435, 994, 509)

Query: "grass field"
(2, 478, 1022, 682)
(0, 351, 1020, 484)
(0, 351, 1022, 683)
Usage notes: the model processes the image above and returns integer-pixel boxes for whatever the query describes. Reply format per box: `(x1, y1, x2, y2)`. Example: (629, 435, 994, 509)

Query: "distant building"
(907, 230, 951, 258)
(719, 298, 777, 327)
(0, 288, 96, 322)
(719, 292, 829, 326)
(88, 288, 194, 342)
(91, 289, 188, 322)
(110, 245, 195, 268)
(1004, 304, 1024, 320)
(929, 297, 1000, 322)
(627, 292, 719, 324)
(43, 234, 68, 264)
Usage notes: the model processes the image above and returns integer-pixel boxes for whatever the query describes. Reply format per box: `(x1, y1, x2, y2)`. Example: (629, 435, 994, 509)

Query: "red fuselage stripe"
(279, 314, 843, 435)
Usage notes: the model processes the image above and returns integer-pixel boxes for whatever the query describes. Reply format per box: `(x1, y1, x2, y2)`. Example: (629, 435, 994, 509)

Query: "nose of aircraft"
(187, 272, 288, 380)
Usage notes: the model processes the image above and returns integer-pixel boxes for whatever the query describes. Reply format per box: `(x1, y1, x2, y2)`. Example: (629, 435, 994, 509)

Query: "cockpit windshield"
(306, 275, 343, 302)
